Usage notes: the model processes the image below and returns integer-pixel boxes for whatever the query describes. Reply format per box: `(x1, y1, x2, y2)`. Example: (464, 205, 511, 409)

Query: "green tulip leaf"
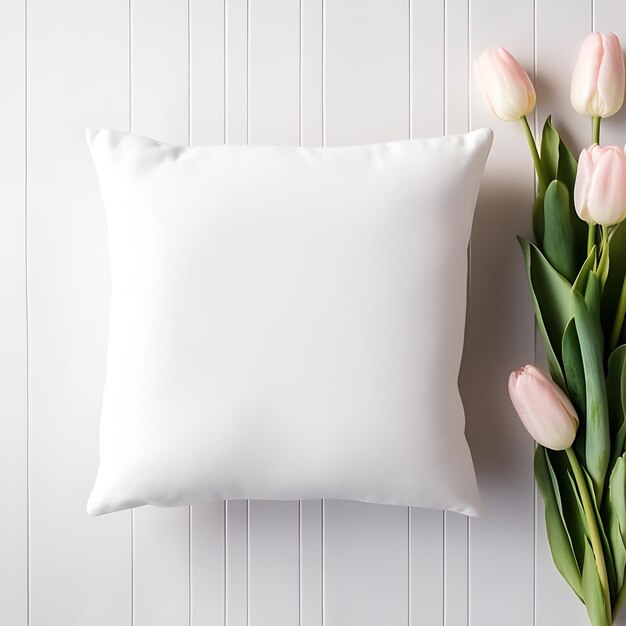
(538, 116, 586, 264)
(571, 289, 610, 502)
(579, 463, 618, 597)
(562, 320, 586, 460)
(608, 456, 626, 592)
(518, 237, 571, 390)
(533, 194, 545, 248)
(573, 246, 597, 296)
(610, 457, 626, 545)
(583, 538, 611, 626)
(541, 115, 560, 182)
(602, 222, 626, 345)
(535, 446, 583, 599)
(543, 180, 577, 283)
(557, 136, 578, 191)
(550, 450, 588, 571)
(607, 347, 626, 466)
(607, 505, 626, 594)
(586, 272, 602, 328)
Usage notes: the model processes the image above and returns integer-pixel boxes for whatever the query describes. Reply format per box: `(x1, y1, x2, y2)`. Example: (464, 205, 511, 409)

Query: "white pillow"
(86, 128, 492, 516)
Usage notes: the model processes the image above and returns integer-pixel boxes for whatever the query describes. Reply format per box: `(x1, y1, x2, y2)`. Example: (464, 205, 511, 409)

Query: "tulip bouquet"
(477, 34, 626, 626)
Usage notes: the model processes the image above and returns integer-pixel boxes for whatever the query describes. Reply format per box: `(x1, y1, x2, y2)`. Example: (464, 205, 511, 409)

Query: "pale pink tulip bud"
(476, 48, 536, 121)
(574, 144, 626, 225)
(508, 366, 579, 450)
(571, 32, 625, 118)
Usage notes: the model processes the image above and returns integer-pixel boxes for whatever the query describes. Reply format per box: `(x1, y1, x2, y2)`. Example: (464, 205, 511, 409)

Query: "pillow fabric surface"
(86, 128, 492, 516)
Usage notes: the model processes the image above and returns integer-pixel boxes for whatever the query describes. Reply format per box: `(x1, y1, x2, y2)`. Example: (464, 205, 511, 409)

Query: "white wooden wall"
(3, 1, 626, 624)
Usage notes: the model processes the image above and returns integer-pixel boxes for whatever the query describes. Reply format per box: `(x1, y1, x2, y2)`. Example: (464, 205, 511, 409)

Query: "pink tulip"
(574, 144, 626, 225)
(476, 48, 536, 121)
(508, 366, 579, 450)
(571, 32, 625, 118)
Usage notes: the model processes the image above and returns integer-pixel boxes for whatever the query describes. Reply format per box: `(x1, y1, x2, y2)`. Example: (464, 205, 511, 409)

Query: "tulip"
(571, 32, 625, 119)
(476, 48, 536, 121)
(508, 365, 579, 450)
(574, 144, 626, 226)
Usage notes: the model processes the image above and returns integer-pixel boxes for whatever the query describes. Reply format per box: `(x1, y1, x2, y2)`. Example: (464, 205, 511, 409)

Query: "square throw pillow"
(86, 128, 492, 516)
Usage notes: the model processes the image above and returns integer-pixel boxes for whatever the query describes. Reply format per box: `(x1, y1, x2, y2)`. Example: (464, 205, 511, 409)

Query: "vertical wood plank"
(324, 0, 409, 146)
(27, 0, 131, 624)
(226, 500, 248, 626)
(189, 2, 226, 625)
(130, 1, 190, 625)
(300, 501, 323, 626)
(190, 0, 225, 145)
(465, 2, 536, 626)
(0, 0, 27, 623)
(535, 0, 591, 156)
(191, 503, 225, 626)
(409, 2, 446, 624)
(444, 2, 470, 623)
(226, 0, 248, 144)
(324, 502, 409, 626)
(534, 3, 592, 625)
(410, 510, 444, 626)
(246, 2, 301, 625)
(248, 0, 299, 144)
(301, 0, 323, 147)
(445, 0, 469, 137)
(444, 514, 468, 626)
(411, 0, 444, 139)
(248, 502, 300, 626)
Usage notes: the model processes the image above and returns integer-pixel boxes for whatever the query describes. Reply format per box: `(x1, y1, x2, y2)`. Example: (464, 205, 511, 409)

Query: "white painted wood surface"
(4, 0, 625, 624)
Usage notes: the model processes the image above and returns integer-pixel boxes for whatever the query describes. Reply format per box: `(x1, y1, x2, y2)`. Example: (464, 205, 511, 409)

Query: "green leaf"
(607, 506, 626, 594)
(535, 446, 583, 599)
(541, 115, 560, 182)
(543, 180, 577, 283)
(539, 116, 587, 265)
(557, 137, 578, 191)
(550, 450, 589, 571)
(571, 289, 610, 502)
(562, 320, 586, 460)
(580, 464, 618, 598)
(556, 128, 588, 264)
(602, 222, 626, 346)
(586, 272, 602, 329)
(574, 246, 597, 296)
(583, 538, 611, 626)
(518, 237, 570, 390)
(610, 457, 626, 545)
(608, 456, 626, 593)
(607, 347, 626, 466)
(533, 194, 545, 248)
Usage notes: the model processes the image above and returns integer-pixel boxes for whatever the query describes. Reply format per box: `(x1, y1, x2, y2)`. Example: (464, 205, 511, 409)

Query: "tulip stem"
(592, 116, 601, 145)
(610, 273, 626, 353)
(588, 224, 597, 257)
(566, 447, 612, 625)
(520, 115, 548, 195)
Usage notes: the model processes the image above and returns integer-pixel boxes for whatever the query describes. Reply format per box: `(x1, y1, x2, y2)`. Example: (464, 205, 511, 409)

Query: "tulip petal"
(586, 146, 626, 225)
(571, 33, 604, 116)
(596, 33, 625, 117)
(574, 147, 594, 223)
